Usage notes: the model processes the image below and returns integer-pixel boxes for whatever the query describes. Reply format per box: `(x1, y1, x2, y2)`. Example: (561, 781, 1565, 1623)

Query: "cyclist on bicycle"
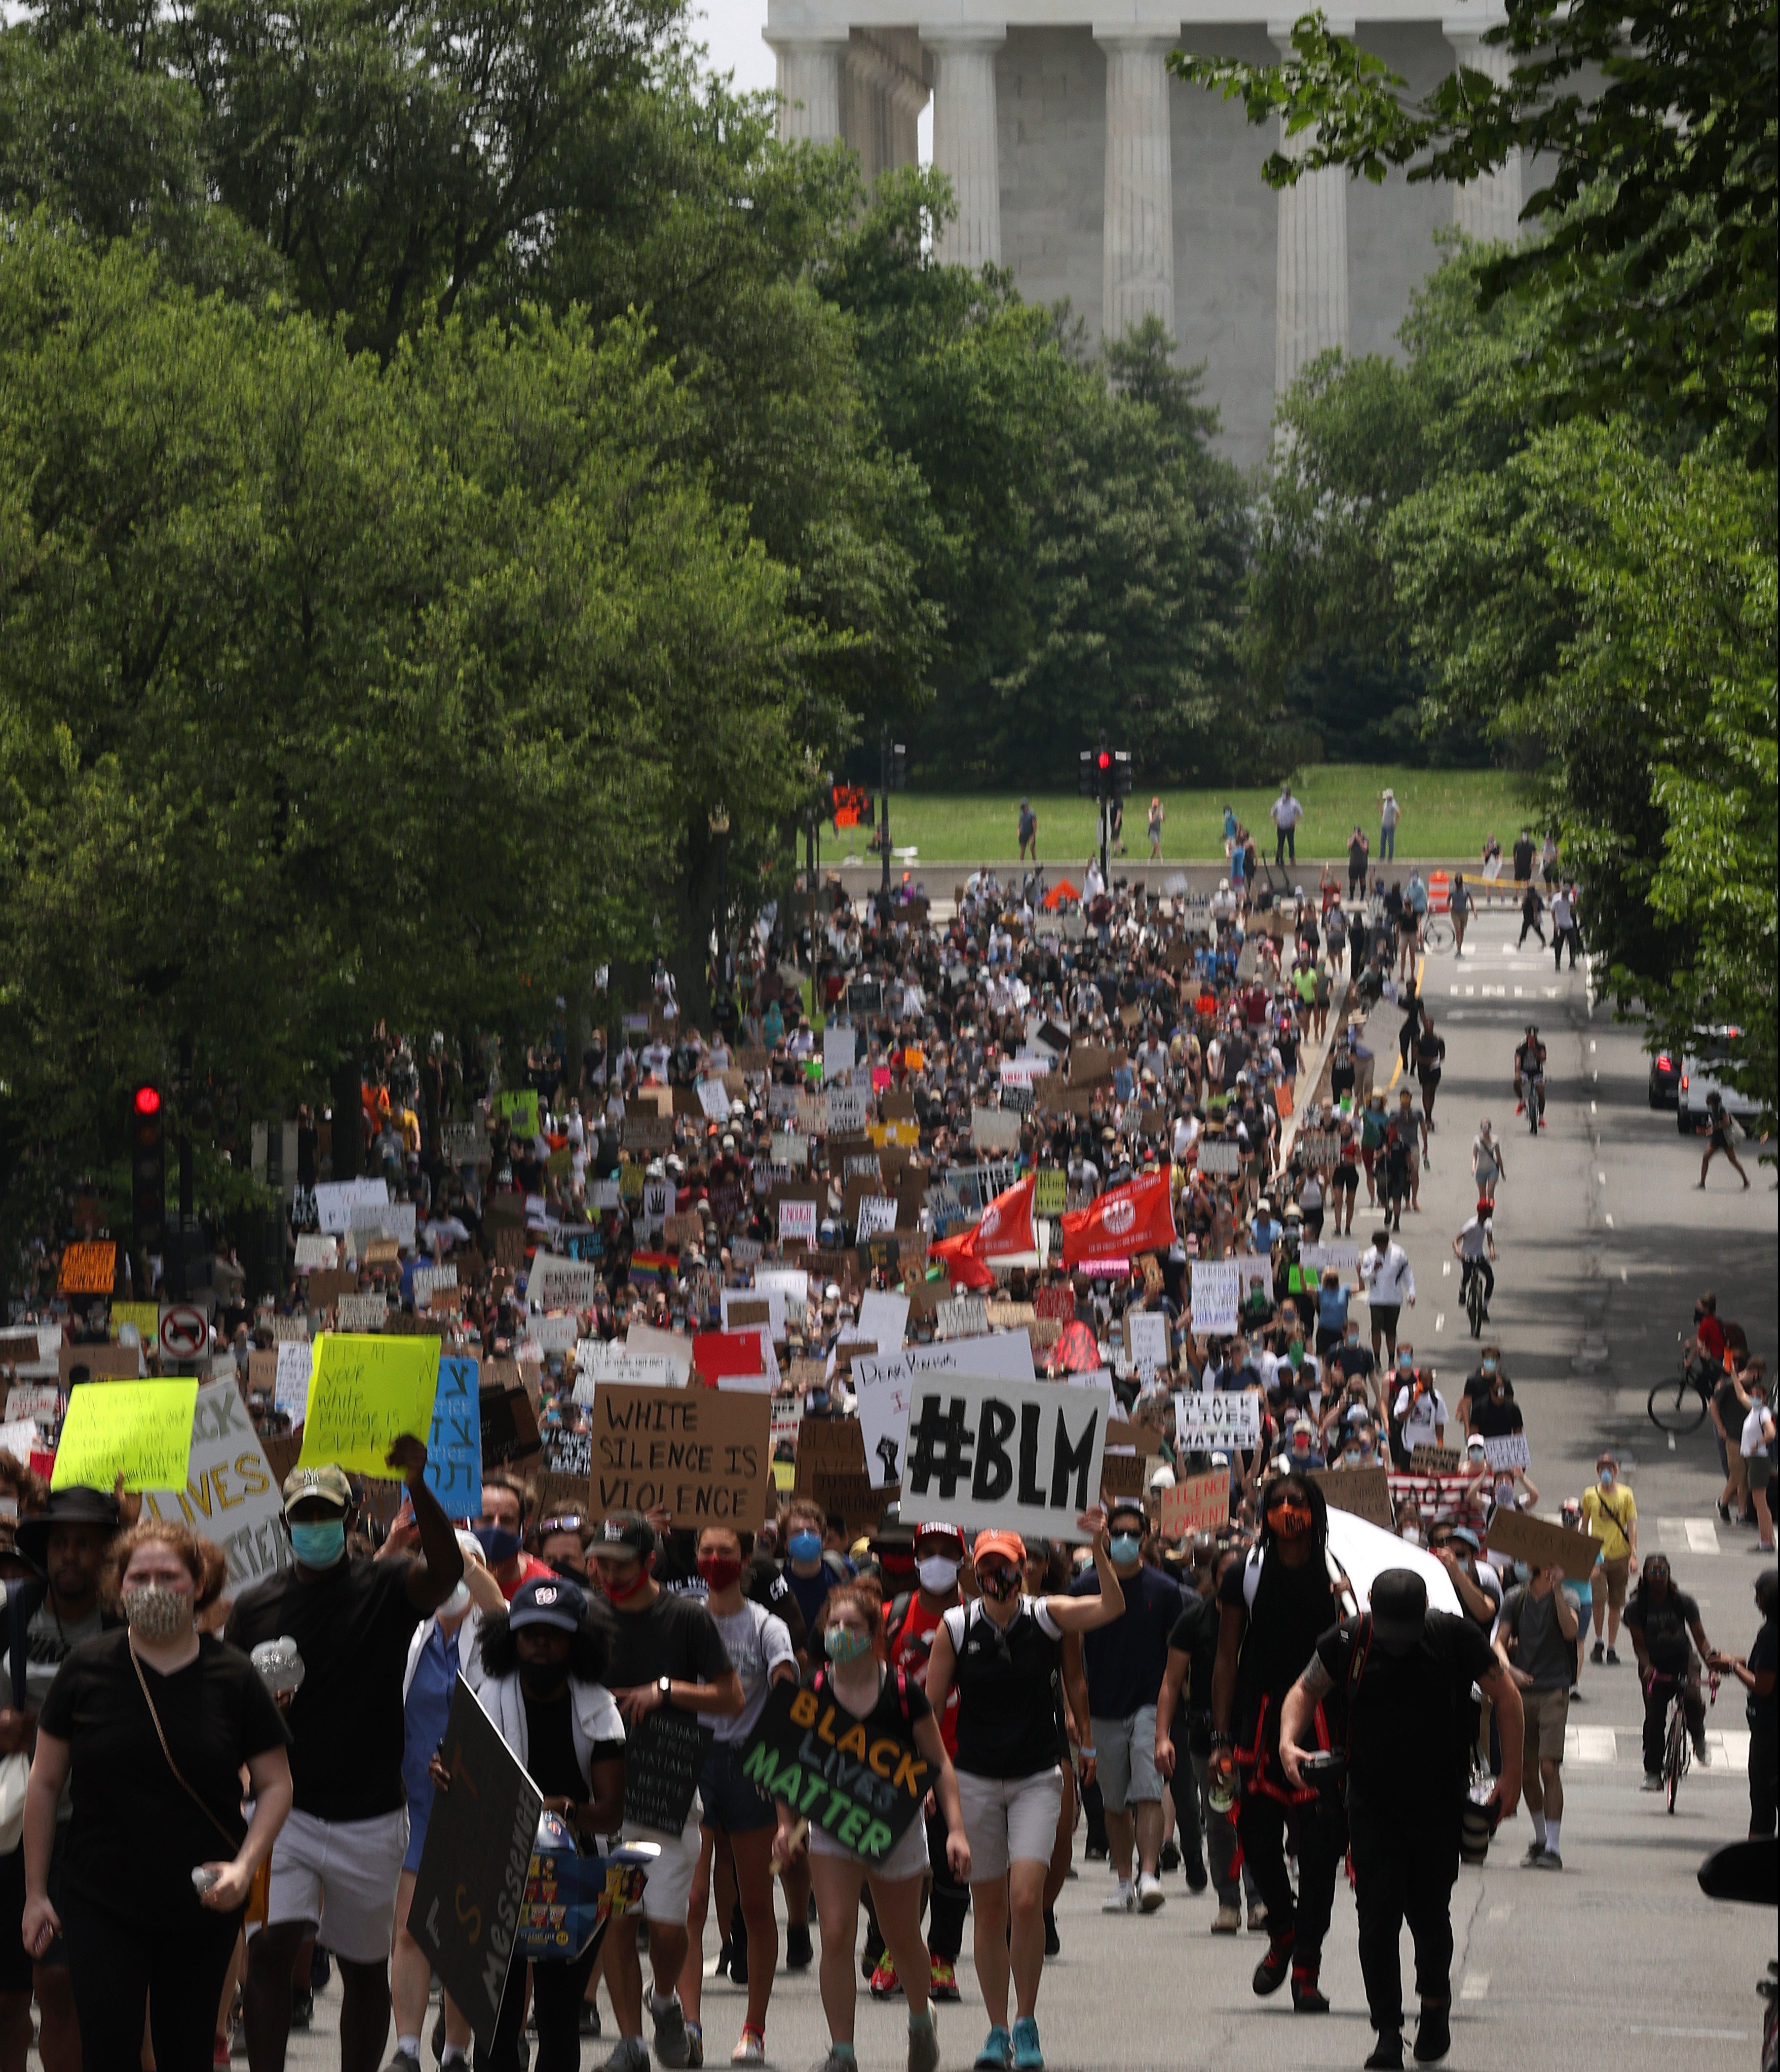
(1513, 1025, 1547, 1132)
(1452, 1200, 1497, 1330)
(1624, 1555, 1724, 1789)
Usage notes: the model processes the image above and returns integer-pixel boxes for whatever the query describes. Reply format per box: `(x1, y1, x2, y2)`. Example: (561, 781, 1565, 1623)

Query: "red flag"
(972, 1176, 1036, 1260)
(928, 1225, 995, 1291)
(1060, 1170, 1176, 1268)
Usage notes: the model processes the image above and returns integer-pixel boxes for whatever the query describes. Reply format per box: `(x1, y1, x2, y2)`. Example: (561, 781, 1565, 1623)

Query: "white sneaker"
(1102, 1881, 1137, 1913)
(1135, 1873, 1166, 1913)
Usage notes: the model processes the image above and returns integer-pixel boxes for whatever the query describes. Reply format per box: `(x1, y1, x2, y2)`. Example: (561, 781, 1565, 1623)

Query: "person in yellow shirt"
(1580, 1453, 1638, 1664)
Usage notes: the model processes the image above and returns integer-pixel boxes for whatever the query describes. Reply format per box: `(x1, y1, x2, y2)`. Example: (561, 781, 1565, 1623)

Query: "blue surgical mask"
(1598, 1470, 1614, 1488)
(1109, 1533, 1143, 1566)
(788, 1531, 823, 1565)
(475, 1524, 523, 1565)
(1512, 1560, 1531, 1586)
(289, 1518, 346, 1568)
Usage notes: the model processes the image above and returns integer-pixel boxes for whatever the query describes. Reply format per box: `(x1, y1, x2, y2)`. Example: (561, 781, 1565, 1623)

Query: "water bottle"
(1208, 1753, 1236, 1815)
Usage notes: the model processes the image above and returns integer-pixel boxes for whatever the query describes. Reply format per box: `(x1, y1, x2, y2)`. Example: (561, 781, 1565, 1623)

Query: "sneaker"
(1211, 1904, 1241, 1935)
(1246, 1905, 1268, 1934)
(583, 2007, 603, 2040)
(1103, 1880, 1137, 1913)
(732, 2031, 765, 2066)
(908, 2015, 941, 2072)
(972, 2027, 1013, 2071)
(1157, 1839, 1182, 1873)
(1136, 1872, 1166, 1913)
(1694, 1739, 1712, 1766)
(214, 2038, 233, 2071)
(1183, 1855, 1208, 1895)
(785, 1925, 814, 1972)
(290, 1988, 314, 2033)
(715, 1942, 732, 1982)
(386, 2056, 423, 2072)
(431, 2011, 447, 2063)
(1292, 1970, 1330, 2015)
(1520, 1841, 1546, 1867)
(869, 1956, 903, 2000)
(1533, 1849, 1563, 1872)
(650, 1989, 690, 2069)
(1042, 1909, 1060, 1958)
(1253, 1937, 1295, 1996)
(1589, 1641, 1604, 1665)
(1365, 2036, 1405, 2070)
(811, 2053, 855, 2072)
(931, 1957, 962, 2003)
(1605, 1647, 1620, 1666)
(1414, 2004, 1452, 2064)
(686, 2024, 705, 2071)
(1641, 1772, 1664, 1791)
(1010, 2018, 1043, 2071)
(603, 2044, 652, 2072)
(730, 1940, 748, 1987)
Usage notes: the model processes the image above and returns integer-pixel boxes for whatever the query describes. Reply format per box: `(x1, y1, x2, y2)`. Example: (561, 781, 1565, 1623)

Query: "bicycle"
(1660, 1666, 1719, 1812)
(1648, 1334, 1719, 1436)
(1421, 914, 1455, 953)
(1518, 1069, 1545, 1135)
(1462, 1258, 1490, 1338)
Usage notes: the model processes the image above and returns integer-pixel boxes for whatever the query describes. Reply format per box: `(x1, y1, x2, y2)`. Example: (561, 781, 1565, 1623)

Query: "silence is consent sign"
(899, 1371, 1108, 1541)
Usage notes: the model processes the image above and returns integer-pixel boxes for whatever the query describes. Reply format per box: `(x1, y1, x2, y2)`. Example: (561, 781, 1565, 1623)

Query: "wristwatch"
(657, 1675, 673, 1705)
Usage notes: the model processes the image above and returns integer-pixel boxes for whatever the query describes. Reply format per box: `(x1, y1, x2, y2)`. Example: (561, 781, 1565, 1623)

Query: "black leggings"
(480, 1943, 603, 2072)
(1237, 1787, 1343, 1972)
(60, 1894, 242, 2070)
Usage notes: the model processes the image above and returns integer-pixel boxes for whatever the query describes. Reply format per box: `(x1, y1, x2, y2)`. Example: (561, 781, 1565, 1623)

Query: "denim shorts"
(698, 1741, 777, 1836)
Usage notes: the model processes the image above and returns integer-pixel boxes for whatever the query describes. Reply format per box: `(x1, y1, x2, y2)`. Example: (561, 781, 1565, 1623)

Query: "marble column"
(924, 28, 1004, 268)
(1271, 25, 1350, 394)
(1446, 24, 1522, 243)
(1098, 34, 1175, 340)
(846, 32, 930, 183)
(769, 37, 846, 146)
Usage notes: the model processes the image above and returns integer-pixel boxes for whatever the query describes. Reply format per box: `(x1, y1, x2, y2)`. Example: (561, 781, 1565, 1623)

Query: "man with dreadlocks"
(1208, 1471, 1352, 2014)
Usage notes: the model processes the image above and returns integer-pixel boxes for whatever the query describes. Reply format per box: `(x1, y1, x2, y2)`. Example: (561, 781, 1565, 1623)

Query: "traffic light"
(888, 743, 907, 792)
(1079, 745, 1132, 799)
(129, 1082, 165, 1252)
(1111, 749, 1133, 797)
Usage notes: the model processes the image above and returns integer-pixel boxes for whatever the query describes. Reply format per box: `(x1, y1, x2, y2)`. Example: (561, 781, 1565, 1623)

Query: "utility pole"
(879, 725, 892, 903)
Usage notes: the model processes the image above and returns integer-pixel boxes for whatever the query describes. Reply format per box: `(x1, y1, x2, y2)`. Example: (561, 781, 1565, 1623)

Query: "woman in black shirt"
(25, 1521, 292, 2070)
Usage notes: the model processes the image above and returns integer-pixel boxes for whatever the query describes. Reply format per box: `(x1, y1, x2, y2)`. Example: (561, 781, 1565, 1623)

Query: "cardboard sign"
(410, 1678, 542, 2048)
(740, 1680, 929, 1865)
(793, 1417, 884, 1535)
(1159, 1466, 1231, 1539)
(588, 1384, 771, 1528)
(141, 1379, 290, 1588)
(58, 1342, 141, 1386)
(298, 1334, 442, 1478)
(1173, 1388, 1262, 1451)
(479, 1385, 542, 1470)
(1482, 1431, 1531, 1472)
(56, 1242, 117, 1296)
(1484, 1507, 1601, 1580)
(621, 1111, 675, 1153)
(901, 1372, 1106, 1541)
(1189, 1261, 1240, 1335)
(308, 1267, 359, 1312)
(428, 1357, 483, 1519)
(663, 1212, 705, 1252)
(528, 1253, 601, 1312)
(971, 1107, 1022, 1153)
(1409, 1444, 1464, 1476)
(935, 1297, 988, 1342)
(314, 1178, 389, 1235)
(778, 1198, 817, 1249)
(52, 1379, 199, 1492)
(620, 1705, 714, 1835)
(1309, 1465, 1395, 1531)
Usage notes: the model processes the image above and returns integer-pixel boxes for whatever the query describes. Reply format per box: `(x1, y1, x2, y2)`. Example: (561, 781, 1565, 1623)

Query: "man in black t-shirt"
(228, 1446, 462, 2072)
(590, 1513, 741, 2072)
(1281, 1569, 1523, 2070)
(1623, 1556, 1722, 1784)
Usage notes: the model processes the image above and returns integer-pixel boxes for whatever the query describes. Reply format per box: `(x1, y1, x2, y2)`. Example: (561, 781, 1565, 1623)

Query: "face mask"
(519, 1656, 564, 1696)
(825, 1624, 873, 1665)
(1511, 1561, 1531, 1586)
(1400, 1527, 1422, 1546)
(978, 1565, 1022, 1603)
(1598, 1470, 1614, 1488)
(475, 1525, 522, 1566)
(289, 1519, 347, 1568)
(1398, 1355, 1413, 1373)
(1268, 1501, 1312, 1541)
(808, 1389, 830, 1412)
(438, 1580, 472, 1619)
(122, 1584, 193, 1642)
(698, 1555, 743, 1593)
(1482, 1359, 1497, 1375)
(918, 1555, 960, 1594)
(1110, 1533, 1143, 1565)
(1343, 1451, 1361, 1467)
(787, 1531, 823, 1565)
(598, 1562, 648, 1602)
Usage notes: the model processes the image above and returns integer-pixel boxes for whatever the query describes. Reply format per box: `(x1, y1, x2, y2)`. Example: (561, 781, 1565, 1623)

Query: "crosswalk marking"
(1657, 1515, 1720, 1555)
(1460, 1974, 1490, 2001)
(1563, 1726, 1751, 1767)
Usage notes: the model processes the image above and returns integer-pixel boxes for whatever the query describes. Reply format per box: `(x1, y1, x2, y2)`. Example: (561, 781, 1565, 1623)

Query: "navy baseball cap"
(510, 1576, 587, 1633)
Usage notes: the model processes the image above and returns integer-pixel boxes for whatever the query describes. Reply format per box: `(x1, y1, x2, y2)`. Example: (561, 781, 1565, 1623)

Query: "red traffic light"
(133, 1084, 162, 1118)
(1097, 751, 1111, 770)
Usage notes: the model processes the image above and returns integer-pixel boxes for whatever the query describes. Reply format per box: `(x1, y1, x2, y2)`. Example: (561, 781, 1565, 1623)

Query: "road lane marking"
(1605, 1214, 1615, 1227)
(1435, 1313, 1446, 1333)
(1460, 1975, 1489, 2002)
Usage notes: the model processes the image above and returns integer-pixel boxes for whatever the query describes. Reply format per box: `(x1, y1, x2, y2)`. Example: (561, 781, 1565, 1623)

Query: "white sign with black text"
(900, 1372, 1108, 1541)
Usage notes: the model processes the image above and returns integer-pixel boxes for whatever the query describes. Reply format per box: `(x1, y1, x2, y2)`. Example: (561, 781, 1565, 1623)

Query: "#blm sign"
(588, 1383, 771, 1529)
(1173, 1388, 1263, 1452)
(411, 1677, 543, 2048)
(739, 1679, 930, 1867)
(901, 1372, 1107, 1542)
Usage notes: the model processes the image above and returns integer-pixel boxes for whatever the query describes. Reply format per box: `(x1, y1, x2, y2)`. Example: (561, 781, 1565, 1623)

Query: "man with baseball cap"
(228, 1439, 462, 2072)
(1280, 1569, 1523, 2068)
(590, 1512, 742, 2072)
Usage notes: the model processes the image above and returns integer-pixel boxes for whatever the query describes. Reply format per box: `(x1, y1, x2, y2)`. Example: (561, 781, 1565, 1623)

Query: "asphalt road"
(275, 908, 1775, 2072)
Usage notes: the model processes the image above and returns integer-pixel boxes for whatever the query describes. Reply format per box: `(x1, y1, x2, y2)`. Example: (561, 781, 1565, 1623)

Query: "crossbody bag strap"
(129, 1642, 237, 1853)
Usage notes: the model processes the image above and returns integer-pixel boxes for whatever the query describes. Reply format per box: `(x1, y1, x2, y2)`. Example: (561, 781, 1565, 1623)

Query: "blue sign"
(426, 1355, 481, 1521)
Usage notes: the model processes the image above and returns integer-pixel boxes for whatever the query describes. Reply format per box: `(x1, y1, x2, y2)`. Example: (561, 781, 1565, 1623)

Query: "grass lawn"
(857, 766, 1532, 866)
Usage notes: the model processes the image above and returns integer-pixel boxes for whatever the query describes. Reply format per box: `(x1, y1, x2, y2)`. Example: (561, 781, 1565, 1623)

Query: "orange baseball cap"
(972, 1528, 1027, 1569)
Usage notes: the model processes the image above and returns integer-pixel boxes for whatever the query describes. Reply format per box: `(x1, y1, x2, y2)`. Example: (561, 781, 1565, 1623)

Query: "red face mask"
(698, 1555, 743, 1593)
(598, 1560, 649, 1602)
(1268, 1501, 1313, 1540)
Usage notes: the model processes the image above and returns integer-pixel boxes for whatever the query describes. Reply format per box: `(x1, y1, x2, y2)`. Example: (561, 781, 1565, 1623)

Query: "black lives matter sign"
(902, 1373, 1107, 1541)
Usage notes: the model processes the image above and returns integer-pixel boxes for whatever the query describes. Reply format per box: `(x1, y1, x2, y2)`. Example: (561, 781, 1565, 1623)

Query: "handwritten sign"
(935, 1297, 988, 1342)
(56, 1242, 117, 1297)
(428, 1357, 483, 1519)
(314, 1177, 389, 1236)
(1309, 1464, 1394, 1531)
(740, 1680, 929, 1866)
(1126, 1310, 1169, 1375)
(620, 1706, 714, 1835)
(1173, 1388, 1262, 1452)
(778, 1199, 817, 1248)
(274, 1340, 312, 1427)
(1196, 1140, 1241, 1177)
(1189, 1261, 1240, 1335)
(901, 1372, 1106, 1541)
(52, 1379, 198, 1493)
(1158, 1466, 1231, 1539)
(589, 1384, 771, 1529)
(528, 1252, 600, 1311)
(142, 1379, 290, 1587)
(336, 1292, 388, 1334)
(298, 1334, 442, 1478)
(1409, 1444, 1464, 1476)
(496, 1089, 541, 1138)
(1482, 1431, 1531, 1472)
(1485, 1506, 1600, 1580)
(855, 1195, 899, 1241)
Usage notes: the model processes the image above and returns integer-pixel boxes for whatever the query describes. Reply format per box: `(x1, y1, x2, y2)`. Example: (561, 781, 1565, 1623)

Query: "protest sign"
(589, 1385, 771, 1529)
(692, 1329, 769, 1389)
(109, 1301, 160, 1342)
(779, 1199, 817, 1248)
(479, 1385, 542, 1471)
(57, 1243, 116, 1297)
(314, 1178, 389, 1235)
(826, 1084, 868, 1135)
(274, 1341, 312, 1426)
(58, 1342, 141, 1386)
(1309, 1465, 1395, 1531)
(1482, 1431, 1531, 1472)
(307, 1267, 359, 1313)
(1196, 1140, 1241, 1177)
(900, 1373, 1106, 1541)
(52, 1379, 198, 1492)
(793, 1417, 883, 1536)
(1034, 1283, 1076, 1323)
(1159, 1467, 1231, 1539)
(1386, 1472, 1484, 1531)
(1173, 1388, 1263, 1451)
(1126, 1311, 1169, 1375)
(935, 1297, 988, 1342)
(142, 1379, 289, 1587)
(524, 1315, 579, 1355)
(970, 1107, 1022, 1154)
(620, 1706, 714, 1835)
(1032, 1169, 1067, 1219)
(857, 1291, 910, 1351)
(1297, 1130, 1340, 1171)
(336, 1292, 387, 1334)
(1484, 1506, 1600, 1580)
(770, 1392, 803, 1461)
(298, 1334, 441, 1478)
(697, 1080, 732, 1122)
(1409, 1444, 1464, 1476)
(855, 1195, 899, 1241)
(572, 1345, 674, 1404)
(1299, 1242, 1360, 1274)
(428, 1357, 482, 1519)
(293, 1234, 337, 1272)
(625, 1325, 693, 1387)
(907, 1333, 1036, 1385)
(722, 1286, 786, 1341)
(442, 1121, 491, 1168)
(410, 1678, 542, 2048)
(496, 1089, 541, 1138)
(739, 1680, 929, 1866)
(823, 1022, 856, 1079)
(1189, 1261, 1240, 1335)
(621, 1109, 674, 1153)
(0, 1420, 37, 1467)
(7, 1382, 62, 1429)
(851, 1353, 916, 1489)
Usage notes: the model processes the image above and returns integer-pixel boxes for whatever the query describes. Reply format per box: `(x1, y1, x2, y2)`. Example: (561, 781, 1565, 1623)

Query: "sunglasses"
(540, 1515, 585, 1536)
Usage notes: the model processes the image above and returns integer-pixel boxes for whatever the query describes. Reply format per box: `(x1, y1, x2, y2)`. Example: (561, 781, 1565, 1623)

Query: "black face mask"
(519, 1657, 566, 1697)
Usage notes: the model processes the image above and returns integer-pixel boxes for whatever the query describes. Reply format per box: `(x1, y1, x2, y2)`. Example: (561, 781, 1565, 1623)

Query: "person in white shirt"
(1271, 785, 1304, 865)
(1550, 885, 1582, 971)
(1356, 1228, 1416, 1362)
(1391, 1350, 1449, 1455)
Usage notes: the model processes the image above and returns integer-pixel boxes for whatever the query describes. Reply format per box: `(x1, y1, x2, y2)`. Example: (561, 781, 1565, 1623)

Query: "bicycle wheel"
(1647, 1376, 1708, 1435)
(1423, 916, 1455, 953)
(1467, 1278, 1486, 1338)
(1665, 1700, 1687, 1813)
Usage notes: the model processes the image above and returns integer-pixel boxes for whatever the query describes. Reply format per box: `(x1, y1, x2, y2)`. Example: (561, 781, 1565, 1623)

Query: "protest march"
(0, 847, 1772, 2072)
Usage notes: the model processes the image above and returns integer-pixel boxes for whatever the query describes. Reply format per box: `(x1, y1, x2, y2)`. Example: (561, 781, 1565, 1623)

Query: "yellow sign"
(496, 1089, 540, 1138)
(57, 1244, 117, 1297)
(867, 1120, 921, 1150)
(51, 1379, 199, 1492)
(110, 1302, 160, 1341)
(298, 1333, 441, 1479)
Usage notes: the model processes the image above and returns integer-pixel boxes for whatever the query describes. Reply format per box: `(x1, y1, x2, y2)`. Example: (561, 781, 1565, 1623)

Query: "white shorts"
(1092, 1708, 1162, 1813)
(809, 1810, 929, 1883)
(616, 1798, 703, 1925)
(258, 1806, 408, 1963)
(956, 1767, 1064, 1882)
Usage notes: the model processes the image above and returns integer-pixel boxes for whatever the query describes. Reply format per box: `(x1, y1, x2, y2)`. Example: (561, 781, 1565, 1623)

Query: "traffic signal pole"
(879, 726, 891, 901)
